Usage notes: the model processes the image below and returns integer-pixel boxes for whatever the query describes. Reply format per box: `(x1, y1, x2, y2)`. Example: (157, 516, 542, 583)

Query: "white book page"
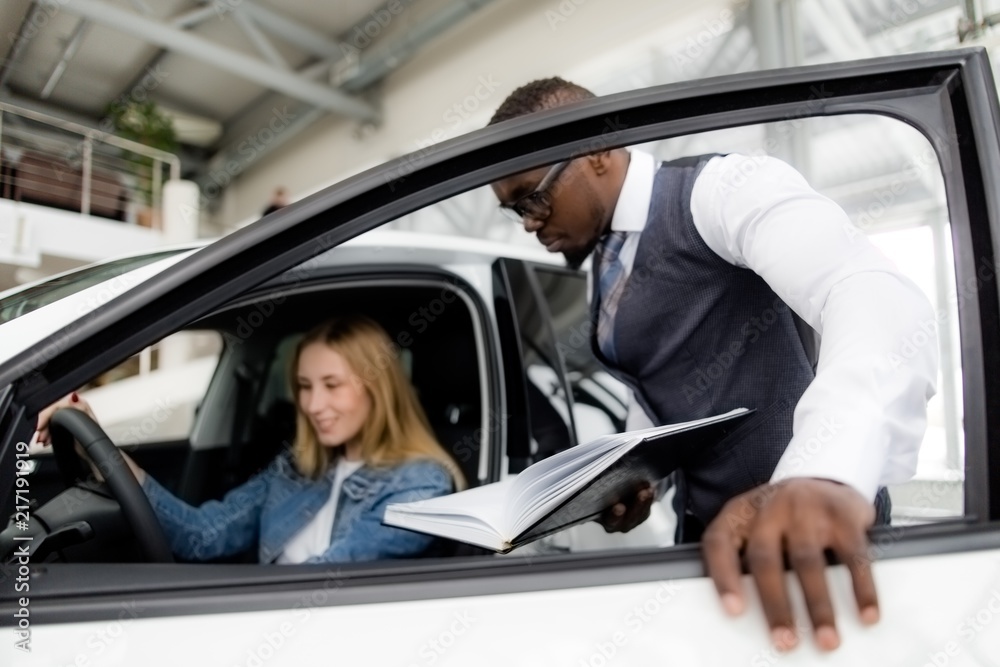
(383, 508, 508, 551)
(386, 478, 515, 534)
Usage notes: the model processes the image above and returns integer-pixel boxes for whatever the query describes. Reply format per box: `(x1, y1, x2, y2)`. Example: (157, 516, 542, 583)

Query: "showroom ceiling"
(0, 0, 495, 150)
(0, 0, 994, 205)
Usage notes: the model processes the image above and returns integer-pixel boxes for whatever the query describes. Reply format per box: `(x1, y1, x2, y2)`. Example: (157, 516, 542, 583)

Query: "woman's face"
(296, 342, 373, 449)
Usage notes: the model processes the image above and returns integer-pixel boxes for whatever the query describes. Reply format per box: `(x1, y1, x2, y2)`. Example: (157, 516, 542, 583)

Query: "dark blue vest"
(590, 155, 816, 525)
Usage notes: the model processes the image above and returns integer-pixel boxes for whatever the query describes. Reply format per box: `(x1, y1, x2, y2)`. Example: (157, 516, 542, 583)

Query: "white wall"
(0, 198, 164, 278)
(220, 0, 734, 227)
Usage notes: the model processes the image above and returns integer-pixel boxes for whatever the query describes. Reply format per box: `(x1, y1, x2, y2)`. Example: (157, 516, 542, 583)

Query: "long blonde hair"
(289, 315, 465, 490)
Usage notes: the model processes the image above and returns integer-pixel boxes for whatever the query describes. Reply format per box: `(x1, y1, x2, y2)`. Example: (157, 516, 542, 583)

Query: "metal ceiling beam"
(198, 105, 326, 206)
(171, 5, 219, 30)
(800, 0, 864, 61)
(232, 10, 288, 70)
(823, 1, 878, 56)
(0, 2, 43, 90)
(840, 0, 958, 47)
(820, 0, 877, 56)
(116, 6, 216, 120)
(695, 17, 749, 78)
(653, 15, 751, 158)
(777, 0, 962, 58)
(239, 1, 346, 61)
(195, 0, 500, 199)
(202, 56, 332, 160)
(38, 0, 378, 121)
(40, 18, 91, 99)
(340, 0, 499, 92)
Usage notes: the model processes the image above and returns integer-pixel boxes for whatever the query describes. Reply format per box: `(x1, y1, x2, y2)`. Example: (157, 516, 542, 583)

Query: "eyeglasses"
(498, 160, 570, 223)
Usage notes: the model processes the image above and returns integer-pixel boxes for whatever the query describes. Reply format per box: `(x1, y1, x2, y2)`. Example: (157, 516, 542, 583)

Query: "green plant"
(104, 100, 178, 206)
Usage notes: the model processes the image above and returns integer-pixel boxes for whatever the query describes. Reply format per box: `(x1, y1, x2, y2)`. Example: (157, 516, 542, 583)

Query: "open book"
(383, 408, 752, 553)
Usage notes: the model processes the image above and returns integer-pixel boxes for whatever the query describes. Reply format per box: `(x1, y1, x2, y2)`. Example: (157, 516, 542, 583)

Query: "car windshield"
(0, 249, 189, 324)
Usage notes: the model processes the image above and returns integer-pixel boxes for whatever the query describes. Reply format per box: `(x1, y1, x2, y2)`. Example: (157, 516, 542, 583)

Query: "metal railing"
(0, 102, 180, 224)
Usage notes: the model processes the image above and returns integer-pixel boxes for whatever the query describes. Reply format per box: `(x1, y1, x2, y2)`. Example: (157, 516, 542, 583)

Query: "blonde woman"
(36, 315, 465, 564)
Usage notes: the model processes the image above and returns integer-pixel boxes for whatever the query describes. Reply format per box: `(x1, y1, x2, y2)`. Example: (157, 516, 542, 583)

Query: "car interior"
(1, 276, 490, 564)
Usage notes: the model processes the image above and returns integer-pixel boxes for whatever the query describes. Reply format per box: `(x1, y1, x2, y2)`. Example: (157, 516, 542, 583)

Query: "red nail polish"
(71, 392, 79, 403)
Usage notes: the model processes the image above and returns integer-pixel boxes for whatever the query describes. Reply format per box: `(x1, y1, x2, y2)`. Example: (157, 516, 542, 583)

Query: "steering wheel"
(49, 408, 174, 563)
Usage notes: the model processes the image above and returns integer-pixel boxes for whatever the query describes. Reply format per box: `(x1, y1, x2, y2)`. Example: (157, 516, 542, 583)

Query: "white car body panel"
(0, 231, 555, 368)
(6, 552, 1000, 666)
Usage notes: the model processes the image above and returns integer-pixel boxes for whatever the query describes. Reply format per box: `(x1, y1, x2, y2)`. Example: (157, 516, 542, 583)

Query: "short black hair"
(488, 77, 596, 125)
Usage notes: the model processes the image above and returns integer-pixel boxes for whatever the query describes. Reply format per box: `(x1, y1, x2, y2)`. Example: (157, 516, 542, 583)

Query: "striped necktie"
(596, 231, 628, 364)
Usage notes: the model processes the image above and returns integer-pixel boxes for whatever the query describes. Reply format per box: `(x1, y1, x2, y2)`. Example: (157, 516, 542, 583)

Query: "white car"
(1, 48, 1000, 665)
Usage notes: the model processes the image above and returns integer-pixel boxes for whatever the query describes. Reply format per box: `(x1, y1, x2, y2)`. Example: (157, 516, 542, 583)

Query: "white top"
(277, 458, 365, 564)
(611, 150, 938, 501)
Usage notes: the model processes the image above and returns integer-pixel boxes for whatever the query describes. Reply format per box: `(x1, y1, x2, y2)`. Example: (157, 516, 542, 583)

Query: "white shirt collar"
(610, 150, 656, 233)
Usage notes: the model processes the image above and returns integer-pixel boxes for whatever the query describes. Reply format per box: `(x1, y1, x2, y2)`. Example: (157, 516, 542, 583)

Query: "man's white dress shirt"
(609, 150, 938, 501)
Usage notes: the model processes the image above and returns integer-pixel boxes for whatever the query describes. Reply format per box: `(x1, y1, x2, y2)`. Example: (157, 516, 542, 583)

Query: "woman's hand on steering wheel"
(35, 392, 95, 446)
(35, 392, 146, 484)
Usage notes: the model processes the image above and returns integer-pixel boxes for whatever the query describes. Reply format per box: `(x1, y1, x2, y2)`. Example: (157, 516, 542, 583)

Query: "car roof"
(322, 228, 562, 267)
(0, 229, 562, 368)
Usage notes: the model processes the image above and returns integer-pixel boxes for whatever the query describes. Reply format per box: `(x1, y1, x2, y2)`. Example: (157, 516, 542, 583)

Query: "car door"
(3, 48, 1000, 665)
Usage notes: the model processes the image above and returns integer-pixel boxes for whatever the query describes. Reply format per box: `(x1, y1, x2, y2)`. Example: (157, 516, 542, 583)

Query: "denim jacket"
(141, 452, 453, 564)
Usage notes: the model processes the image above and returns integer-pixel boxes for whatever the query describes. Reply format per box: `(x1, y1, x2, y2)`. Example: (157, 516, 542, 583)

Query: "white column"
(158, 179, 201, 368)
(162, 179, 200, 244)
